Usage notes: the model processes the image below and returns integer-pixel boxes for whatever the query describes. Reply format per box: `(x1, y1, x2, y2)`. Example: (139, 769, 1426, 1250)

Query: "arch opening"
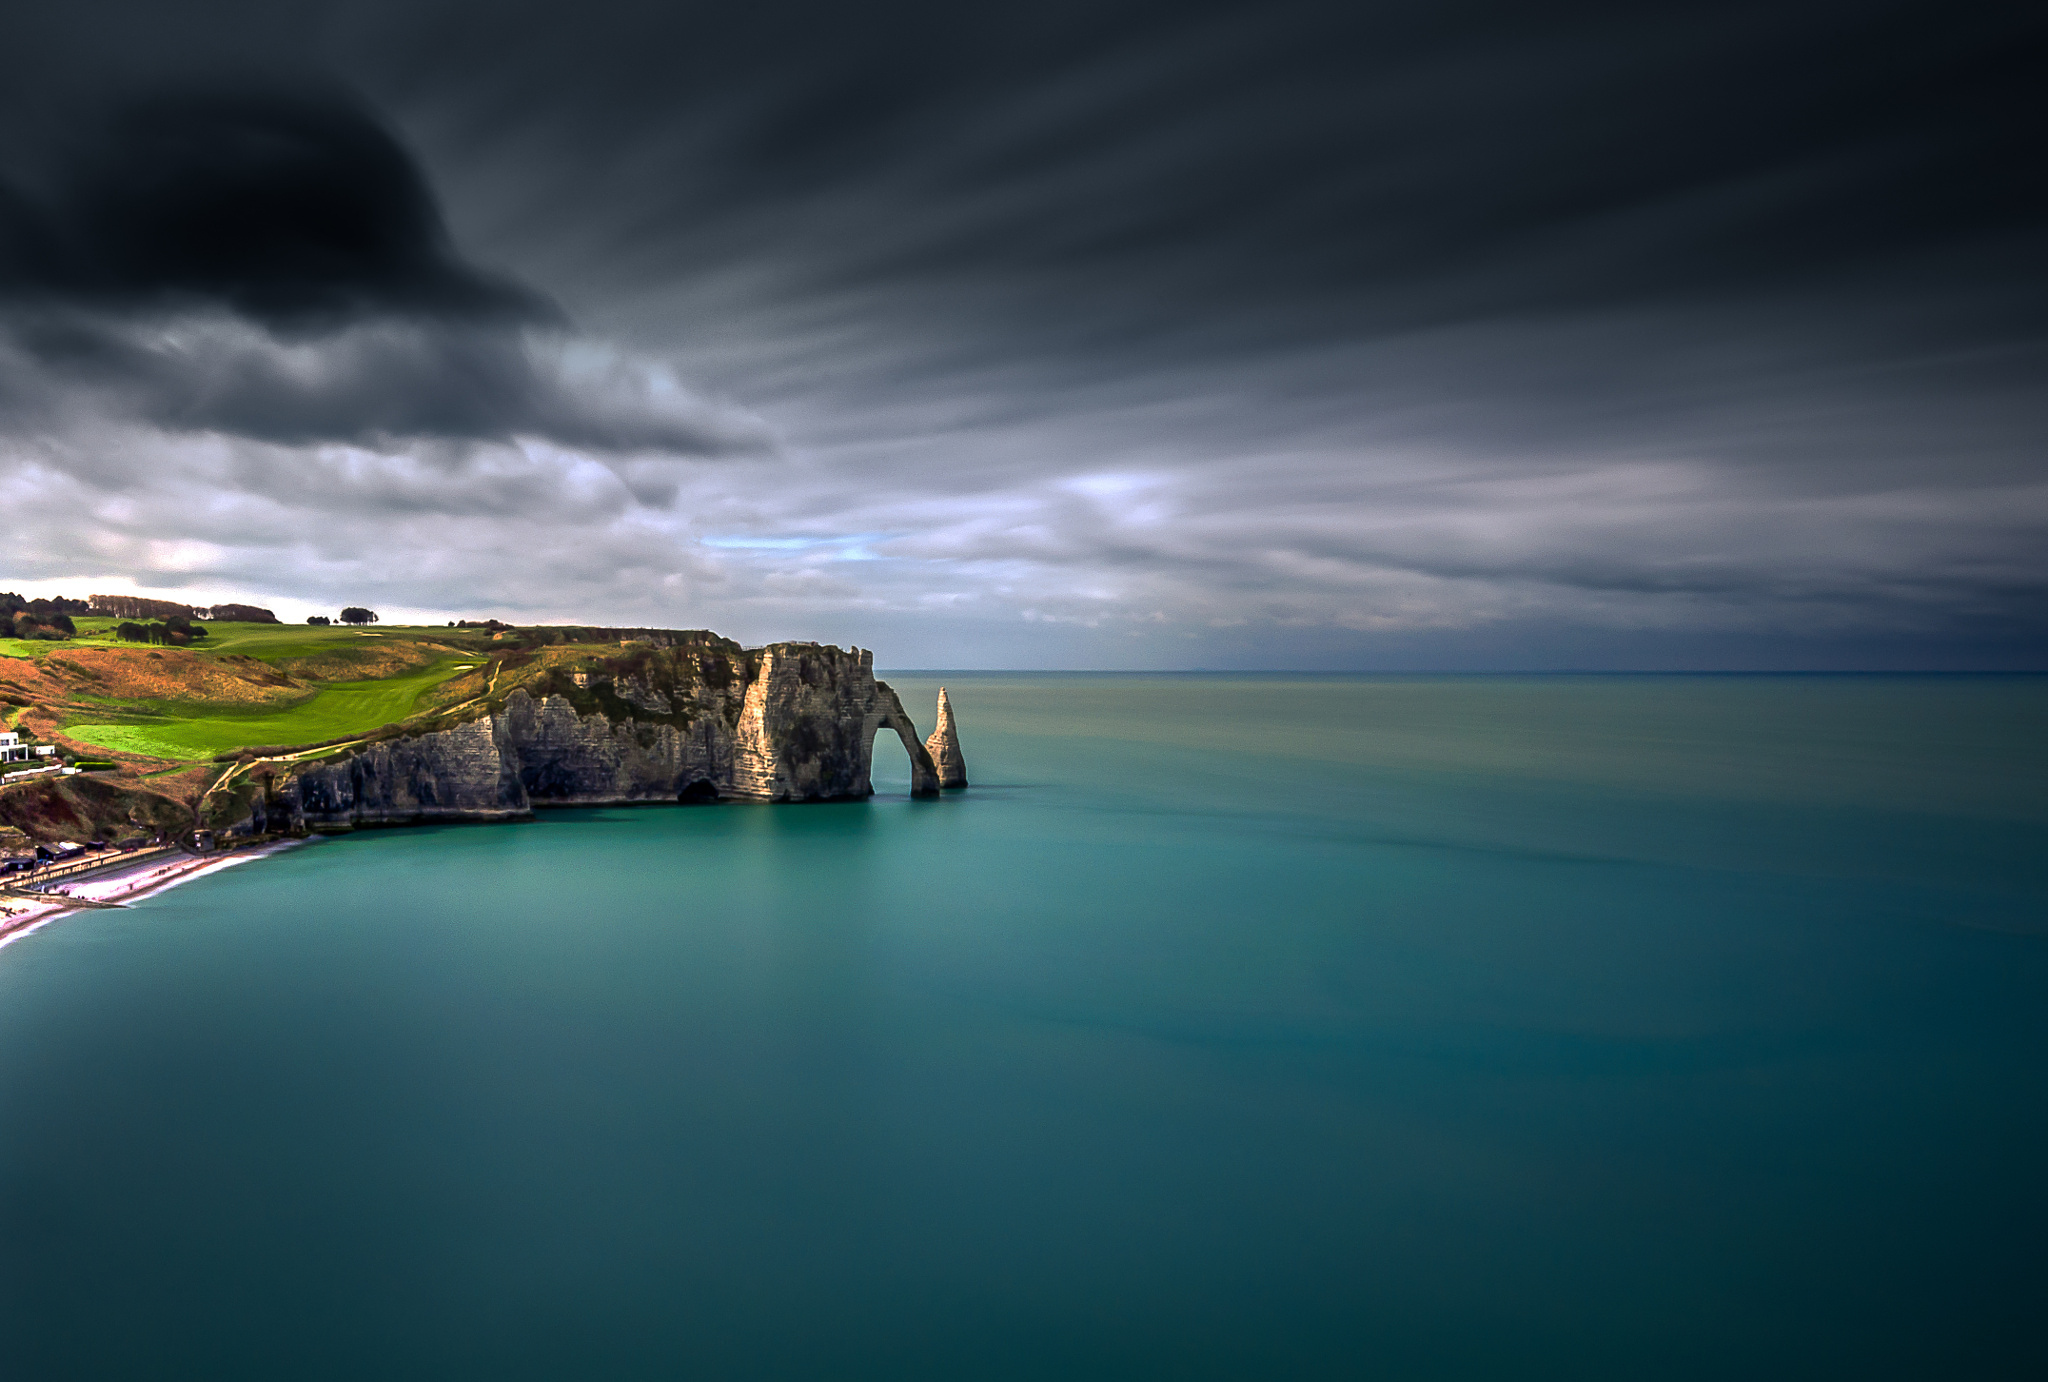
(862, 712, 940, 798)
(867, 719, 915, 797)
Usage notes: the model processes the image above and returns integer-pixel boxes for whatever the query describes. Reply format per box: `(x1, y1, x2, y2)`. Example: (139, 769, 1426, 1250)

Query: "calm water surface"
(3, 674, 2045, 1379)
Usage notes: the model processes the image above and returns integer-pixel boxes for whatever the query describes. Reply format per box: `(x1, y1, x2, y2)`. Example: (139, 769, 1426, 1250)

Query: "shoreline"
(0, 839, 309, 950)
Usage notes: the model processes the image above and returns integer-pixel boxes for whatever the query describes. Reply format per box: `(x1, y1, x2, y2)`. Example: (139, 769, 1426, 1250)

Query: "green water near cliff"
(2, 674, 2045, 1378)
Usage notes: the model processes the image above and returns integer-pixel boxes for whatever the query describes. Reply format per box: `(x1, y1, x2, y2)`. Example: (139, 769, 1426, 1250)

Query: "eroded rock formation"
(924, 686, 968, 788)
(225, 640, 947, 835)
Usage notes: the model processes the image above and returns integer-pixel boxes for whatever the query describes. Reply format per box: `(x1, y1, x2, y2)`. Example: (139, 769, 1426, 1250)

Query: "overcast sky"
(1, 0, 2042, 667)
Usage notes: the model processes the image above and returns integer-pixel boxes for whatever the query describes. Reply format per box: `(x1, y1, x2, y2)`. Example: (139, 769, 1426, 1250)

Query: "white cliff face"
(729, 654, 781, 800)
(235, 638, 949, 834)
(731, 645, 939, 800)
(925, 686, 968, 788)
(268, 713, 529, 826)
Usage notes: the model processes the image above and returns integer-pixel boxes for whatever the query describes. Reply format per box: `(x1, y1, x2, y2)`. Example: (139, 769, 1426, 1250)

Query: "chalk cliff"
(223, 639, 946, 835)
(924, 686, 968, 788)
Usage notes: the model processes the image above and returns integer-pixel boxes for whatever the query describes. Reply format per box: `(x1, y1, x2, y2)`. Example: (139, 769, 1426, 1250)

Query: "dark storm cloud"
(0, 0, 2043, 663)
(362, 0, 2043, 329)
(0, 88, 553, 329)
(1, 312, 770, 454)
(0, 85, 767, 456)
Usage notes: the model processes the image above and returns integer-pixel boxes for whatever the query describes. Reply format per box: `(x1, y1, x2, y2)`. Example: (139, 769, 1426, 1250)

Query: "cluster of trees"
(307, 608, 376, 626)
(3, 592, 89, 616)
(204, 603, 279, 624)
(2, 610, 76, 640)
(306, 615, 332, 626)
(86, 596, 279, 623)
(1, 593, 86, 641)
(89, 594, 201, 621)
(114, 618, 207, 646)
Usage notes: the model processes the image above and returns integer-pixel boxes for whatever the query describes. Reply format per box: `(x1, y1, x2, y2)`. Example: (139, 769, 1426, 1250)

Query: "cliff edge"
(218, 639, 950, 835)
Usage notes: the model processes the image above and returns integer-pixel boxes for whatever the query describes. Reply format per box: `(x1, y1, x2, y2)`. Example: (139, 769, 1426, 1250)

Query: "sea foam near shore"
(0, 839, 307, 949)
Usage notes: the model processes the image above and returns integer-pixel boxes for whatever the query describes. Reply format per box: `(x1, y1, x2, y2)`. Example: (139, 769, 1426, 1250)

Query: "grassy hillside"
(1, 623, 491, 845)
(4, 624, 484, 766)
(68, 658, 479, 760)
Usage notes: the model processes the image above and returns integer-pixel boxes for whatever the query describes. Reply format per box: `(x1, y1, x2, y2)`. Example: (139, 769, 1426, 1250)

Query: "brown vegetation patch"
(50, 647, 308, 709)
(420, 664, 495, 711)
(0, 775, 190, 844)
(0, 654, 69, 706)
(139, 764, 217, 803)
(277, 640, 441, 682)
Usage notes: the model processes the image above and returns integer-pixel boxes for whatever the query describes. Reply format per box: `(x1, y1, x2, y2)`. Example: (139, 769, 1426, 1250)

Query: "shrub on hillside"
(0, 596, 84, 639)
(115, 618, 207, 646)
(307, 615, 332, 626)
(206, 603, 280, 623)
(3, 613, 72, 641)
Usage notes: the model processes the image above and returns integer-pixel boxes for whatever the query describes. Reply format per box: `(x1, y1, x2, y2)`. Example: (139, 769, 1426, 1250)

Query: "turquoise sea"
(3, 674, 2045, 1379)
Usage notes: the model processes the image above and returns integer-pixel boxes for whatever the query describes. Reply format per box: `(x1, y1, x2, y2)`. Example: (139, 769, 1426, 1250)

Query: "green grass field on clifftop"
(41, 623, 493, 761)
(66, 659, 477, 760)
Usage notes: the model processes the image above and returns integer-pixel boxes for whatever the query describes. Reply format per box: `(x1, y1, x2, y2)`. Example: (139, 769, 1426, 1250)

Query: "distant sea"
(3, 674, 2045, 1379)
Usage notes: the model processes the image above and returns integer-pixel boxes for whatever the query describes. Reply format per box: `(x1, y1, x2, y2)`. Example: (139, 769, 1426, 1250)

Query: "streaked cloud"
(0, 0, 2041, 665)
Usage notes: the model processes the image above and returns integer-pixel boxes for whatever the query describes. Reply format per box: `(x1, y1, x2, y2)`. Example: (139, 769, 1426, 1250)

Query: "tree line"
(88, 595, 280, 623)
(3, 591, 389, 642)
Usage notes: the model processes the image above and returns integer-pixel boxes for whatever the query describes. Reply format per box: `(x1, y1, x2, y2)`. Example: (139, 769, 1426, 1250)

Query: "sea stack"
(925, 687, 968, 788)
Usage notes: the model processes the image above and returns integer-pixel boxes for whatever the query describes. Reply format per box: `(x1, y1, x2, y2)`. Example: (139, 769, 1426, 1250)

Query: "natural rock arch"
(862, 692, 941, 797)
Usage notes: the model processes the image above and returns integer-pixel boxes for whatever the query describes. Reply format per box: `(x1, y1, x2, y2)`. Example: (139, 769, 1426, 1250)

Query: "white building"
(0, 731, 28, 765)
